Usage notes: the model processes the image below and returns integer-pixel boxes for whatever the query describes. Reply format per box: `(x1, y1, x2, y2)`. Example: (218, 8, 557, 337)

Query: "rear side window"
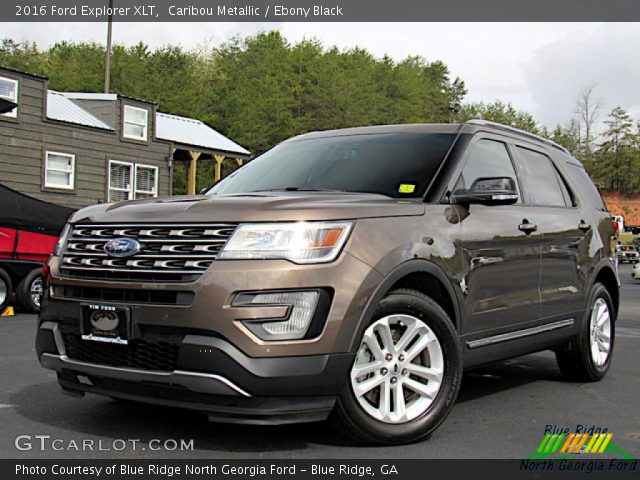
(456, 139, 520, 200)
(514, 147, 567, 207)
(566, 163, 608, 212)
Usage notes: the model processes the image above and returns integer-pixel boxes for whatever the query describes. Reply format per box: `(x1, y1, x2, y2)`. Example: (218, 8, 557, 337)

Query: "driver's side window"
(456, 139, 521, 202)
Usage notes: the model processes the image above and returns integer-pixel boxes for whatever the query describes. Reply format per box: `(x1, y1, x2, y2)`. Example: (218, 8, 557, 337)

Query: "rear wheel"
(555, 282, 615, 381)
(0, 268, 12, 313)
(333, 289, 462, 444)
(16, 268, 44, 313)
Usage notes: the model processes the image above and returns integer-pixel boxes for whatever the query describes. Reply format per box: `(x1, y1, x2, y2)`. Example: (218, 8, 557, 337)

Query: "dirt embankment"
(601, 191, 640, 225)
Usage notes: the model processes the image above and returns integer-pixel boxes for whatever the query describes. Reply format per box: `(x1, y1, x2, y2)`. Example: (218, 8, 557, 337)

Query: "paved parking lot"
(1, 265, 639, 459)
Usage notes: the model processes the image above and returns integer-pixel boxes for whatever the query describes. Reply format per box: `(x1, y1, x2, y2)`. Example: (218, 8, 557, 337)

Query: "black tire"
(555, 282, 615, 382)
(0, 268, 12, 313)
(332, 288, 462, 445)
(16, 268, 44, 313)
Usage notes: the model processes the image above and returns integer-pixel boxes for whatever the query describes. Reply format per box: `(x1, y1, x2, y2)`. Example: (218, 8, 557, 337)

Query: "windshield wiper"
(250, 187, 349, 193)
(225, 188, 394, 199)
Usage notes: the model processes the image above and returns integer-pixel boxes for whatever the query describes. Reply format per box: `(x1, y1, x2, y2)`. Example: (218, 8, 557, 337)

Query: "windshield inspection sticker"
(398, 183, 416, 194)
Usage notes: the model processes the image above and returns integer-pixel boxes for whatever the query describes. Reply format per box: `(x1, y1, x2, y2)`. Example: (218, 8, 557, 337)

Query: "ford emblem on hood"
(103, 238, 141, 258)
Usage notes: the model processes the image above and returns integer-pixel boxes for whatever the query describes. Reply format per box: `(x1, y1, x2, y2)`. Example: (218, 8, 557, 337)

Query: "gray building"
(0, 66, 250, 209)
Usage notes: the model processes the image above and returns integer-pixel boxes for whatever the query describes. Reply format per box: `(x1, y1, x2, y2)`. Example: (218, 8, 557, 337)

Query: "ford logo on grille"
(103, 238, 141, 258)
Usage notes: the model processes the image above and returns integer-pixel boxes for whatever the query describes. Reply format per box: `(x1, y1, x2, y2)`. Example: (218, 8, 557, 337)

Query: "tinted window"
(456, 139, 520, 199)
(566, 163, 607, 211)
(514, 147, 566, 206)
(208, 133, 456, 199)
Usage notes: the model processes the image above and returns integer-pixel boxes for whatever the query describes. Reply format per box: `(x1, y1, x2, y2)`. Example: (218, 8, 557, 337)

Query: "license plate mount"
(80, 304, 130, 345)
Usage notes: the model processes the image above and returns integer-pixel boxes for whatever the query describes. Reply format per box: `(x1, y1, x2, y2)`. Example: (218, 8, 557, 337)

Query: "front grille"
(60, 325, 181, 372)
(52, 285, 194, 306)
(60, 223, 236, 282)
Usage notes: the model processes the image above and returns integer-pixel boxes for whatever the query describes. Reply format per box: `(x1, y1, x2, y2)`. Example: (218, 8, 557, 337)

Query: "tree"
(549, 118, 581, 157)
(597, 106, 637, 191)
(456, 100, 540, 134)
(575, 84, 601, 162)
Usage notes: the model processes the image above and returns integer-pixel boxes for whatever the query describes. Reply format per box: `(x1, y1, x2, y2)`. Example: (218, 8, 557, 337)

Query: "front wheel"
(555, 282, 615, 382)
(332, 289, 462, 445)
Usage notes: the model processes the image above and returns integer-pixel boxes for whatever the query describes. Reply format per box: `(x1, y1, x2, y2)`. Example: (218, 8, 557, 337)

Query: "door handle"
(518, 220, 537, 234)
(578, 221, 591, 232)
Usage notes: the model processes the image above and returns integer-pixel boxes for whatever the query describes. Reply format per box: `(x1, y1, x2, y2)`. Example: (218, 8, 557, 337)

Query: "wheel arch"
(590, 262, 619, 317)
(349, 259, 462, 352)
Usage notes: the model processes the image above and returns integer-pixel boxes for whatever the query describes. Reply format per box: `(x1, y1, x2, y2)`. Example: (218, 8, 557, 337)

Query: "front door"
(455, 136, 542, 335)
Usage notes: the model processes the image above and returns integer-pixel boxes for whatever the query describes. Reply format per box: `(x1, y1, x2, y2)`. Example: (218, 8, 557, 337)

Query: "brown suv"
(36, 121, 618, 444)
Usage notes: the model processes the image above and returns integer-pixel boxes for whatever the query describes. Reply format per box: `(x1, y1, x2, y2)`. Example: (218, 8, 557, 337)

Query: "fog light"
(234, 291, 320, 341)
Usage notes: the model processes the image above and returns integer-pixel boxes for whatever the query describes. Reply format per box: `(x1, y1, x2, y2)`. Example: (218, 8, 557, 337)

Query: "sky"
(2, 22, 639, 130)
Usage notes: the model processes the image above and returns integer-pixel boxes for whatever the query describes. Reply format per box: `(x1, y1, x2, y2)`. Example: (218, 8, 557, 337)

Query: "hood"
(71, 192, 425, 224)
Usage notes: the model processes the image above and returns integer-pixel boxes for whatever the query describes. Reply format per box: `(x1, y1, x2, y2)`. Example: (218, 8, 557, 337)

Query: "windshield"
(207, 132, 456, 198)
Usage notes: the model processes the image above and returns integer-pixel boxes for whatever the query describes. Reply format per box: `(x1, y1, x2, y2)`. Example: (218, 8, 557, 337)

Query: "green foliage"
(588, 106, 640, 191)
(456, 100, 540, 134)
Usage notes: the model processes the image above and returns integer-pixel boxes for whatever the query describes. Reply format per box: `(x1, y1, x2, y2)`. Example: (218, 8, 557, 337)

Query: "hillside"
(601, 191, 640, 225)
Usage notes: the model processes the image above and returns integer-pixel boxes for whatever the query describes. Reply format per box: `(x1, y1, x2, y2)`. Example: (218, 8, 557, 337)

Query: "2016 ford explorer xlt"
(36, 121, 619, 444)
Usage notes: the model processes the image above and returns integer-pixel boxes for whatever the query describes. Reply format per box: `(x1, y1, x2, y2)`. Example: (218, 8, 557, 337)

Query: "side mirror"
(451, 177, 518, 206)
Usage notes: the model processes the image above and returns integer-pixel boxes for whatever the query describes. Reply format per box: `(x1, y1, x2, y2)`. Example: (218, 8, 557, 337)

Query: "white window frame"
(0, 76, 19, 118)
(134, 164, 159, 199)
(108, 160, 159, 202)
(122, 105, 148, 141)
(108, 160, 134, 202)
(44, 151, 75, 190)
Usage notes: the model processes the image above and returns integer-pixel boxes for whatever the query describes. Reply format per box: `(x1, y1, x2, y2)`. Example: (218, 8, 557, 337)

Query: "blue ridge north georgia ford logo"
(103, 238, 141, 258)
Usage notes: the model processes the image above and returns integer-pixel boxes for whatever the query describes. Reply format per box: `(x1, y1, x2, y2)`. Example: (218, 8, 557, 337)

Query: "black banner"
(4, 459, 640, 480)
(3, 0, 640, 22)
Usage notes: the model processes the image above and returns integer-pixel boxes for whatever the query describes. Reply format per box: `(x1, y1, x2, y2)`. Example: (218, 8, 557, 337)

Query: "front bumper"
(37, 249, 381, 423)
(37, 321, 354, 424)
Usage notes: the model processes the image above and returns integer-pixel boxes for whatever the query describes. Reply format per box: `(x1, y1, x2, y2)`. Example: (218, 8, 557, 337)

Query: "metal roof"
(156, 112, 250, 156)
(44, 90, 250, 156)
(61, 92, 118, 101)
(46, 91, 114, 130)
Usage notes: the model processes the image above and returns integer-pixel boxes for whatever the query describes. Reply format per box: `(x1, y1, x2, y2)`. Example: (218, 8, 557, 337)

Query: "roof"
(0, 66, 48, 80)
(61, 92, 157, 105)
(465, 119, 570, 154)
(288, 120, 571, 156)
(47, 91, 114, 130)
(156, 112, 250, 156)
(287, 123, 460, 142)
(61, 92, 118, 101)
(42, 91, 249, 155)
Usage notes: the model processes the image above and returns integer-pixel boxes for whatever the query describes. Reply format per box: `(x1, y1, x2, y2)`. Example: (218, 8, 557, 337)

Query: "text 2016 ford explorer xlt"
(37, 120, 618, 444)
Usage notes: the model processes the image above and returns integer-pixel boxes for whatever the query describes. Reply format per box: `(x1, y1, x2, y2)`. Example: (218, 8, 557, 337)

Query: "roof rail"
(465, 119, 570, 154)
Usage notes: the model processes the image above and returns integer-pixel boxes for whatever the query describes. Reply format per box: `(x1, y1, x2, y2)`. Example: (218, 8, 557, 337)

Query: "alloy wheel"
(589, 298, 611, 367)
(350, 314, 444, 424)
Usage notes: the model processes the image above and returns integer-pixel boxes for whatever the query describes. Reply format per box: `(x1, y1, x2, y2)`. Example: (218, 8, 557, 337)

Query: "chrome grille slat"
(60, 223, 237, 281)
(67, 237, 229, 243)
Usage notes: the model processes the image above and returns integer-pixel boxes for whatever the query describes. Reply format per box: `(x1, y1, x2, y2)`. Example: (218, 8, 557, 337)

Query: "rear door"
(510, 144, 588, 320)
(455, 135, 542, 335)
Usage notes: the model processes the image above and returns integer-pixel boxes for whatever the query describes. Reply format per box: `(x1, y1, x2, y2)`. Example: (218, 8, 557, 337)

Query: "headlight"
(218, 221, 353, 264)
(52, 223, 72, 256)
